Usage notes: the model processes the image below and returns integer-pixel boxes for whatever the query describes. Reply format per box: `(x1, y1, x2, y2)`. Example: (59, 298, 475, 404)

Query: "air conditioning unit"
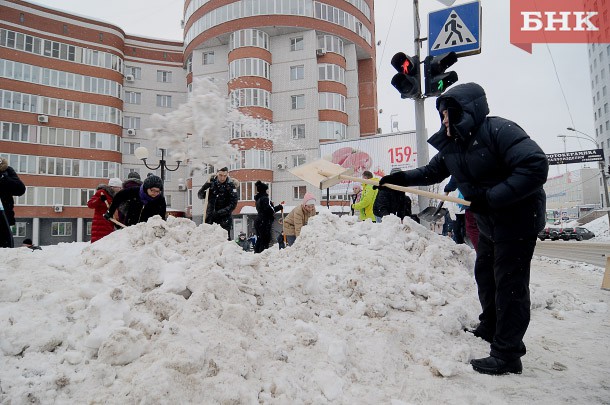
(125, 74, 135, 82)
(178, 184, 186, 191)
(37, 115, 49, 123)
(277, 163, 287, 170)
(53, 205, 63, 213)
(126, 128, 136, 136)
(316, 48, 326, 56)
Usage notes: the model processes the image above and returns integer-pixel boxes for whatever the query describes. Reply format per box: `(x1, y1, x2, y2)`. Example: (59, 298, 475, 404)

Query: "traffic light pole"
(413, 0, 430, 212)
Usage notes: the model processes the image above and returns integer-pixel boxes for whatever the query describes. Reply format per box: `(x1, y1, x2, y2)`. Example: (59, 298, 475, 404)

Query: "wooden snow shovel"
(289, 159, 471, 207)
(102, 194, 127, 229)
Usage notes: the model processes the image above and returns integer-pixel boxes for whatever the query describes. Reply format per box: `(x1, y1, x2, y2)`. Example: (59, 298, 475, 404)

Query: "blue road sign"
(428, 1, 481, 57)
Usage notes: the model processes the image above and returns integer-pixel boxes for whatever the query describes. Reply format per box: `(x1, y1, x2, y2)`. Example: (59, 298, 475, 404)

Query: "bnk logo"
(510, 0, 609, 53)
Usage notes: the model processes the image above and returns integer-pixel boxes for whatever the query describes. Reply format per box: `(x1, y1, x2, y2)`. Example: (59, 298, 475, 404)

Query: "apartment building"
(1, 0, 377, 244)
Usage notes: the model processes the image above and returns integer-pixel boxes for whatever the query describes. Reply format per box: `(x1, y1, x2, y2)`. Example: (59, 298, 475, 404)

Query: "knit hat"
(127, 172, 141, 180)
(255, 180, 268, 193)
(302, 192, 316, 206)
(143, 175, 163, 191)
(108, 177, 122, 187)
(0, 157, 8, 172)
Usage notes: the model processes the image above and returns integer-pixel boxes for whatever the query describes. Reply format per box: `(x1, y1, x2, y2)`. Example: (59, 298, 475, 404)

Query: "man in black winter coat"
(253, 180, 283, 253)
(198, 167, 238, 240)
(0, 157, 26, 248)
(379, 83, 549, 375)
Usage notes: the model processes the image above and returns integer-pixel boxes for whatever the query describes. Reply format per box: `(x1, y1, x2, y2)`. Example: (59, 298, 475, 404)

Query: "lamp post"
(565, 127, 610, 231)
(134, 147, 182, 182)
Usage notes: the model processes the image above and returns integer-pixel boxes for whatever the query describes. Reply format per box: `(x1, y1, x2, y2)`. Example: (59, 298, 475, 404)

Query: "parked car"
(560, 227, 595, 241)
(538, 227, 561, 241)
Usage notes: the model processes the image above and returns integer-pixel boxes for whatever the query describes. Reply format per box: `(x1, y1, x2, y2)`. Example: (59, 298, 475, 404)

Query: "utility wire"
(376, 0, 400, 73)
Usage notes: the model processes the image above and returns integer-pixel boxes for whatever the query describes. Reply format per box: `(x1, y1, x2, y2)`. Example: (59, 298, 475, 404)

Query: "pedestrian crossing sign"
(428, 1, 481, 57)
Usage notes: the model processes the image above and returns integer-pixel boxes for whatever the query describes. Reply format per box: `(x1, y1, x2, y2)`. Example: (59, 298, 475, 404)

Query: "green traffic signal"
(424, 52, 458, 97)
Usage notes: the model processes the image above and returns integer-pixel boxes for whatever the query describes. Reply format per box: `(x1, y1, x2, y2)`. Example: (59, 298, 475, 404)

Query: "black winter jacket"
(0, 166, 26, 225)
(373, 188, 411, 219)
(107, 186, 166, 226)
(392, 83, 549, 241)
(254, 192, 282, 227)
(198, 175, 238, 225)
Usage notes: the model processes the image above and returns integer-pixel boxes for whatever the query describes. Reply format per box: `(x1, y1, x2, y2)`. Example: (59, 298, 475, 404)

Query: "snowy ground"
(583, 213, 610, 242)
(0, 212, 608, 404)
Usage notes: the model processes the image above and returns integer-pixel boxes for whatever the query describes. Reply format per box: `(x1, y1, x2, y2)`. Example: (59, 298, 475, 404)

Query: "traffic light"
(423, 52, 458, 97)
(390, 52, 420, 99)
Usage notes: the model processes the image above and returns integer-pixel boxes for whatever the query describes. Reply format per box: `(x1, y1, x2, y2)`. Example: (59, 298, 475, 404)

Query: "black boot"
(470, 356, 522, 375)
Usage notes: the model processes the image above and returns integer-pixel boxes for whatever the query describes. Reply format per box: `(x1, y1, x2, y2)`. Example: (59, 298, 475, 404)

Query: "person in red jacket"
(87, 178, 122, 242)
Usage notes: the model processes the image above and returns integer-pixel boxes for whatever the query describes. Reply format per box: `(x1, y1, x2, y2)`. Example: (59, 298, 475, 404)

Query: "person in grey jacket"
(379, 83, 549, 375)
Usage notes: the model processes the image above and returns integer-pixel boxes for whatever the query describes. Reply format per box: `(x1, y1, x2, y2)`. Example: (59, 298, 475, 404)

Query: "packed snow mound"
(0, 213, 606, 403)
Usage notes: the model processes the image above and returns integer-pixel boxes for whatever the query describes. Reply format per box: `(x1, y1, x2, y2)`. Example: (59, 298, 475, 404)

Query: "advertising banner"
(319, 131, 418, 195)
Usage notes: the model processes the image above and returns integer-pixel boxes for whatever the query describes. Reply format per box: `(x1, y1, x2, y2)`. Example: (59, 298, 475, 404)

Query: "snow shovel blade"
(418, 202, 447, 223)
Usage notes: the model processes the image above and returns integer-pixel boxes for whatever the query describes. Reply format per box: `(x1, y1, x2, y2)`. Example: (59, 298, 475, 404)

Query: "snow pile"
(0, 213, 608, 403)
(586, 213, 610, 241)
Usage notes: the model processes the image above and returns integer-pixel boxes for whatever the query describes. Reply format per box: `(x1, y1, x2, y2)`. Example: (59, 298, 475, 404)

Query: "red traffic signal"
(390, 53, 420, 99)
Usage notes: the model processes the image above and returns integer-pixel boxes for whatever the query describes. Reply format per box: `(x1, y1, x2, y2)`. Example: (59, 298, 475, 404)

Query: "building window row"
(0, 29, 123, 72)
(0, 90, 122, 125)
(184, 0, 213, 22)
(123, 116, 141, 129)
(229, 120, 273, 139)
(0, 59, 122, 98)
(230, 88, 271, 108)
(14, 186, 96, 208)
(344, 0, 371, 20)
(0, 153, 121, 179)
(319, 121, 347, 140)
(317, 34, 345, 56)
(0, 121, 120, 151)
(230, 29, 270, 51)
(318, 63, 346, 84)
(157, 70, 172, 83)
(239, 180, 259, 201)
(125, 66, 142, 79)
(319, 92, 346, 112)
(291, 94, 305, 109)
(229, 58, 271, 80)
(124, 91, 141, 104)
(185, 0, 371, 46)
(291, 123, 306, 139)
(230, 149, 272, 170)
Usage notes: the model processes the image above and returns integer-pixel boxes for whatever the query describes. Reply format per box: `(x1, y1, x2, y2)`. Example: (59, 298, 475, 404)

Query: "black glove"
(100, 194, 107, 202)
(276, 204, 283, 211)
(379, 171, 407, 187)
(103, 211, 112, 220)
(468, 194, 491, 214)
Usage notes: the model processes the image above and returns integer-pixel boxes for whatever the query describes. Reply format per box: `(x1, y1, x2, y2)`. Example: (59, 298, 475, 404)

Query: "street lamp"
(565, 127, 610, 231)
(134, 146, 182, 182)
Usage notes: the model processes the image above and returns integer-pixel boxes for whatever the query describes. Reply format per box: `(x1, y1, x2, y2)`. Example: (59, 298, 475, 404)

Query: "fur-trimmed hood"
(0, 157, 8, 172)
(208, 174, 239, 189)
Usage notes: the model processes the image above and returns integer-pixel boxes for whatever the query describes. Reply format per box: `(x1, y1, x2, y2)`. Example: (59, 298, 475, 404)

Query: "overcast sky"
(28, 0, 597, 172)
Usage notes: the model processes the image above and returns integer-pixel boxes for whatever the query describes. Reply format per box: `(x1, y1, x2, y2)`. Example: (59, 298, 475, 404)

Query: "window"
(293, 186, 307, 199)
(86, 221, 92, 236)
(157, 70, 172, 83)
(125, 66, 142, 79)
(203, 51, 215, 65)
(292, 154, 306, 167)
(290, 37, 304, 51)
(291, 94, 305, 110)
(156, 95, 172, 108)
(124, 142, 140, 154)
(123, 116, 141, 129)
(291, 124, 305, 139)
(13, 222, 26, 237)
(51, 222, 72, 236)
(124, 91, 141, 104)
(290, 65, 304, 80)
(165, 194, 172, 207)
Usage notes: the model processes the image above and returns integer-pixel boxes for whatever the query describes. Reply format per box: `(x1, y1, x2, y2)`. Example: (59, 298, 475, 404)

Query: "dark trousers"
(453, 213, 465, 244)
(254, 222, 272, 253)
(474, 234, 536, 361)
(465, 210, 480, 251)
